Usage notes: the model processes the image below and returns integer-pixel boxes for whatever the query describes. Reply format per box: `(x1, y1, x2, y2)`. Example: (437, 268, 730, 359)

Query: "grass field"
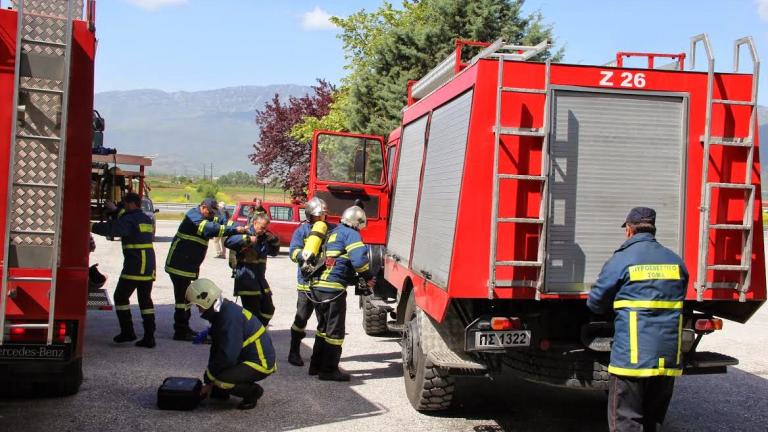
(146, 177, 292, 205)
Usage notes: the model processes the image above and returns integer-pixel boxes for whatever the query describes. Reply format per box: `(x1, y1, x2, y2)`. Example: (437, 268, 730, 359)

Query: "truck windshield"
(316, 134, 384, 185)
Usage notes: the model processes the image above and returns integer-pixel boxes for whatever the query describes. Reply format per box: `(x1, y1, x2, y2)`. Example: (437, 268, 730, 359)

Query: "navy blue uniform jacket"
(91, 209, 155, 281)
(165, 207, 239, 279)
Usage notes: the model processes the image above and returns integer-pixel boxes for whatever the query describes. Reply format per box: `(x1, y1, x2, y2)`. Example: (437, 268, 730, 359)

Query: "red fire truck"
(0, 0, 96, 395)
(309, 36, 765, 410)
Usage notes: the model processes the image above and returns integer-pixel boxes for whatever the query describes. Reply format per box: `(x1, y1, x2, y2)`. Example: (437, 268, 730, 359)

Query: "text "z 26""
(599, 71, 646, 88)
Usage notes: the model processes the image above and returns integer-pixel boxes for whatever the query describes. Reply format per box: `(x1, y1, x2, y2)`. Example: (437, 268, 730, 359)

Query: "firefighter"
(91, 192, 157, 348)
(187, 279, 276, 410)
(307, 205, 375, 381)
(225, 212, 280, 326)
(587, 207, 688, 432)
(214, 201, 230, 259)
(287, 197, 332, 367)
(165, 198, 246, 340)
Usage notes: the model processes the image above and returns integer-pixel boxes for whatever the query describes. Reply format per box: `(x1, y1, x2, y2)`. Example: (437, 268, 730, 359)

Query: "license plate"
(0, 343, 71, 361)
(474, 330, 531, 348)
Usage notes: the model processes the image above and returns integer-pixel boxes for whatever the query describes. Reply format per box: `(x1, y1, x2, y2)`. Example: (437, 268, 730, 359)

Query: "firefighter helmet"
(341, 206, 367, 230)
(185, 278, 222, 310)
(305, 197, 328, 219)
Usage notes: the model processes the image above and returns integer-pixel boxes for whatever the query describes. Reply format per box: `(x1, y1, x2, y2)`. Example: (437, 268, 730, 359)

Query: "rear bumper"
(683, 351, 738, 375)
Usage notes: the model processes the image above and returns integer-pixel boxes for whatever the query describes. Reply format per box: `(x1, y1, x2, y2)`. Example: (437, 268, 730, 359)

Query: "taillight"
(490, 317, 522, 331)
(695, 318, 723, 332)
(5, 321, 70, 343)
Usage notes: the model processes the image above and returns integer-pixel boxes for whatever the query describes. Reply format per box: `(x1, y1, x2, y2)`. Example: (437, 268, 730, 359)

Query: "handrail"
(690, 33, 714, 70)
(734, 36, 759, 72)
(615, 52, 686, 70)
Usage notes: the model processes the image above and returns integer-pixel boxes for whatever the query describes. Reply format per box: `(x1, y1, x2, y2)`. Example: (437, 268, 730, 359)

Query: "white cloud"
(126, 0, 188, 11)
(300, 6, 337, 31)
(757, 0, 768, 21)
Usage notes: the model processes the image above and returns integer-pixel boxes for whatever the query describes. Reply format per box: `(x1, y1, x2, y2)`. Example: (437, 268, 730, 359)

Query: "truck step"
(684, 351, 738, 375)
(87, 288, 113, 311)
(427, 350, 487, 372)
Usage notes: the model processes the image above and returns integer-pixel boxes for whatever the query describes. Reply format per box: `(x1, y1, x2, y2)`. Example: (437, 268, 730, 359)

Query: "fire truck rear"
(309, 35, 765, 410)
(0, 0, 96, 395)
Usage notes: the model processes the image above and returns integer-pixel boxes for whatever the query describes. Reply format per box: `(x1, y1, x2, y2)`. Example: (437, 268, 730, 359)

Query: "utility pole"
(210, 163, 214, 181)
(202, 164, 206, 181)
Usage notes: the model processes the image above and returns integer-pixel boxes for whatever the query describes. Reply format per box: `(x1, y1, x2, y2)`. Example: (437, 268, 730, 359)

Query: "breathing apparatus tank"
(300, 220, 328, 277)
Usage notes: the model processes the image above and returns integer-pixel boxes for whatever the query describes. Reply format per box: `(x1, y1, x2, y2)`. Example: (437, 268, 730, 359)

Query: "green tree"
(330, 0, 562, 135)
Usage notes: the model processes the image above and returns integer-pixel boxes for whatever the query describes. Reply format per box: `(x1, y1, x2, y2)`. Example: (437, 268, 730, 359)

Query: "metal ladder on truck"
(692, 34, 761, 302)
(487, 40, 552, 300)
(0, 0, 77, 345)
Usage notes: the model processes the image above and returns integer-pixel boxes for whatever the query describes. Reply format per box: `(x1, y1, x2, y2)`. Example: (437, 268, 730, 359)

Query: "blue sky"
(95, 0, 768, 103)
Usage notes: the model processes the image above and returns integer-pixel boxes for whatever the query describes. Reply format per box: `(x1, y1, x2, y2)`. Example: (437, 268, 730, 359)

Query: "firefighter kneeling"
(187, 279, 276, 410)
(303, 205, 374, 381)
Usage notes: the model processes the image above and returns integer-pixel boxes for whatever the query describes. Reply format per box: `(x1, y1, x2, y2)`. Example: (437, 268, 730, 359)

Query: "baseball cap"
(201, 198, 218, 211)
(622, 207, 656, 227)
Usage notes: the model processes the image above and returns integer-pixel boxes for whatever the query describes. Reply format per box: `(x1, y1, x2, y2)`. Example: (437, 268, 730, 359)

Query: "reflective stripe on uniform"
(138, 224, 154, 233)
(629, 311, 638, 364)
(324, 335, 344, 346)
(140, 250, 147, 274)
(291, 249, 300, 261)
(242, 309, 253, 320)
(242, 326, 266, 348)
(206, 369, 235, 389)
(313, 280, 345, 290)
(165, 266, 198, 278)
(237, 291, 263, 296)
(613, 300, 683, 310)
(628, 264, 681, 281)
(218, 225, 225, 237)
(175, 303, 189, 310)
(141, 308, 155, 315)
(291, 323, 305, 332)
(297, 284, 310, 292)
(115, 304, 131, 311)
(259, 312, 273, 320)
(355, 263, 370, 273)
(346, 241, 364, 252)
(123, 243, 153, 249)
(607, 365, 682, 377)
(197, 221, 208, 235)
(176, 232, 208, 246)
(120, 274, 155, 281)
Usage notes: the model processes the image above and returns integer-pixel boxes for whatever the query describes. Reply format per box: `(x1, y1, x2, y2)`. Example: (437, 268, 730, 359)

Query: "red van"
(232, 201, 306, 246)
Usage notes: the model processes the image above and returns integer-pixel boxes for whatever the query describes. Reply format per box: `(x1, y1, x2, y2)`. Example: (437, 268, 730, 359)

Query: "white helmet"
(305, 197, 328, 219)
(341, 206, 367, 229)
(185, 278, 222, 310)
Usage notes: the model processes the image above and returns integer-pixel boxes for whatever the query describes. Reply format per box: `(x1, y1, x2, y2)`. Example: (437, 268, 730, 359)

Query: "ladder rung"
(703, 136, 753, 147)
(707, 182, 753, 190)
(21, 38, 67, 48)
(497, 127, 546, 137)
(710, 224, 751, 230)
(16, 134, 61, 141)
(498, 174, 547, 181)
(498, 218, 544, 224)
(496, 260, 543, 267)
(19, 86, 64, 95)
(501, 87, 546, 94)
(7, 276, 53, 282)
(495, 280, 537, 288)
(712, 99, 754, 106)
(13, 181, 59, 189)
(702, 282, 740, 289)
(11, 229, 55, 235)
(707, 265, 749, 271)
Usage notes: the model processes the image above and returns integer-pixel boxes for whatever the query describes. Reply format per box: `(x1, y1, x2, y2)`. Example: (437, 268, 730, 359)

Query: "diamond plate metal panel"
(18, 90, 63, 138)
(11, 0, 84, 20)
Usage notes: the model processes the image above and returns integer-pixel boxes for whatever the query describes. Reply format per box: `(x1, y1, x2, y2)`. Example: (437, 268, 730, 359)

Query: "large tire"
(362, 294, 388, 336)
(401, 291, 455, 411)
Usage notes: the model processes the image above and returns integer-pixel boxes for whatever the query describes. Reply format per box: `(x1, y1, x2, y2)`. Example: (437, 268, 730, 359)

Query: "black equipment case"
(157, 377, 203, 410)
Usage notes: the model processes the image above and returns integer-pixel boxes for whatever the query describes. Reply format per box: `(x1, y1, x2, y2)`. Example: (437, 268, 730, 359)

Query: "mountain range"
(94, 85, 310, 175)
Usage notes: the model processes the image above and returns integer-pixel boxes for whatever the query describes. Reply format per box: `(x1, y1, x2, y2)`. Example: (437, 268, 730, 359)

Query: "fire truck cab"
(309, 35, 765, 411)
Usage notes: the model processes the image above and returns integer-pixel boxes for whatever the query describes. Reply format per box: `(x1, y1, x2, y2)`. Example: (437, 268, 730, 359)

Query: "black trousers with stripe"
(170, 274, 193, 333)
(114, 278, 154, 335)
(608, 374, 675, 432)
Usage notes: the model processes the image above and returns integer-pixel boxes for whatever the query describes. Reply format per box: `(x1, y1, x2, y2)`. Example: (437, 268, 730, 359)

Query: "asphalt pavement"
(0, 220, 767, 431)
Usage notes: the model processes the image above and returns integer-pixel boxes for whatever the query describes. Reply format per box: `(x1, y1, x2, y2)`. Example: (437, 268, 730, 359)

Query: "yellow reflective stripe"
(140, 308, 155, 315)
(120, 274, 155, 281)
(324, 335, 344, 346)
(118, 209, 126, 217)
(347, 241, 364, 252)
(218, 225, 225, 237)
(116, 304, 131, 311)
(206, 369, 235, 389)
(140, 250, 147, 274)
(326, 250, 343, 257)
(658, 357, 665, 370)
(166, 238, 179, 266)
(165, 266, 198, 278)
(123, 243, 153, 249)
(629, 311, 638, 364)
(138, 224, 153, 233)
(243, 359, 276, 375)
(176, 232, 208, 246)
(175, 303, 189, 310)
(291, 249, 300, 261)
(242, 326, 266, 348)
(628, 264, 681, 281)
(327, 233, 337, 243)
(259, 312, 273, 319)
(676, 315, 683, 365)
(614, 300, 683, 309)
(197, 221, 208, 235)
(291, 324, 305, 332)
(355, 263, 370, 273)
(242, 309, 253, 320)
(321, 264, 334, 281)
(313, 280, 345, 290)
(607, 365, 682, 377)
(237, 291, 263, 296)
(297, 284, 310, 292)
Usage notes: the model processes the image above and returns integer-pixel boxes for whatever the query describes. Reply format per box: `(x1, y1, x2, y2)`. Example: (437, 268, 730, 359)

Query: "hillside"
(94, 85, 310, 175)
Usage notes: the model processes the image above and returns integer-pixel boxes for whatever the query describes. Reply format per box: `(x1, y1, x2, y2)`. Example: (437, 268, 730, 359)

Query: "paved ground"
(1, 220, 767, 431)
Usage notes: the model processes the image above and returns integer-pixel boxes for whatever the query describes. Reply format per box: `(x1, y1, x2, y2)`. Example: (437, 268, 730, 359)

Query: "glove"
(366, 277, 377, 290)
(192, 327, 211, 345)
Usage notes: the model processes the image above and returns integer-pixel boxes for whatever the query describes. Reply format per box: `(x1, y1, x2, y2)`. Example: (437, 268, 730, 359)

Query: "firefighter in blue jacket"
(166, 198, 246, 340)
(587, 207, 688, 432)
(225, 212, 280, 326)
(186, 279, 275, 410)
(287, 197, 333, 367)
(91, 192, 156, 348)
(307, 205, 374, 381)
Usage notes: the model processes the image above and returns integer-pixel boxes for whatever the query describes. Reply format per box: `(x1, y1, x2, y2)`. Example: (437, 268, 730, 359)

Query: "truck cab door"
(309, 130, 388, 245)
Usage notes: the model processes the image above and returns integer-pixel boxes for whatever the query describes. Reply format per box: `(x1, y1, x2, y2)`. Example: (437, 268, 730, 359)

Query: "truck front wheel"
(401, 291, 454, 411)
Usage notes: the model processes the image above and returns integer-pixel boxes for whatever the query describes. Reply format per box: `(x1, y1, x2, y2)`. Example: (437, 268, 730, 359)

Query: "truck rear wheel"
(401, 291, 454, 411)
(362, 294, 388, 336)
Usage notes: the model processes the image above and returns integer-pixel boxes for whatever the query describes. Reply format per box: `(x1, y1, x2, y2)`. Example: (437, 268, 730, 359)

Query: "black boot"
(308, 337, 326, 375)
(288, 330, 305, 367)
(135, 313, 156, 348)
(233, 383, 264, 410)
(318, 344, 350, 382)
(173, 307, 197, 340)
(113, 308, 137, 343)
(210, 386, 230, 401)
